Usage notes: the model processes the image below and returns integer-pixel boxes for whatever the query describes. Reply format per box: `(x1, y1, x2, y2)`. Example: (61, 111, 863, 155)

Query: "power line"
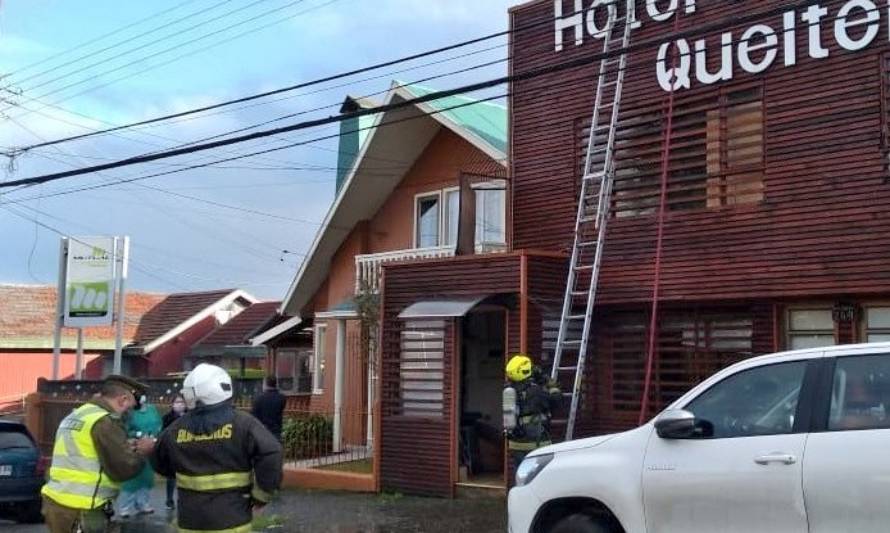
(3, 0, 339, 121)
(7, 0, 251, 93)
(3, 0, 228, 87)
(2, 0, 827, 186)
(0, 203, 192, 291)
(2, 93, 508, 204)
(3, 7, 520, 151)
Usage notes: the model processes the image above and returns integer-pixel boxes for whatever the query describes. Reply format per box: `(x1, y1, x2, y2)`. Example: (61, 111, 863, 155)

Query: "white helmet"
(182, 363, 233, 409)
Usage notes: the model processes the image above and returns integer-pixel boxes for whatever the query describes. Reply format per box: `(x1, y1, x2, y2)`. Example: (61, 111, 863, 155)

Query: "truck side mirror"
(655, 409, 700, 439)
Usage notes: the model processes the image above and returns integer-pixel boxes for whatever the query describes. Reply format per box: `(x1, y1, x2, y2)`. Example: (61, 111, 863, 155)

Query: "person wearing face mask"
(42, 375, 156, 533)
(117, 394, 162, 518)
(161, 395, 186, 510)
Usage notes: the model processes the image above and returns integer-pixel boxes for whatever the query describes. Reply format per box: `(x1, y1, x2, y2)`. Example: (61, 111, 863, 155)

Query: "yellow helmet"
(506, 354, 533, 382)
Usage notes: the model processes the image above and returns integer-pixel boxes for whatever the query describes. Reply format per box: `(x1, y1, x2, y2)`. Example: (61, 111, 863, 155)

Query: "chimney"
(336, 96, 377, 195)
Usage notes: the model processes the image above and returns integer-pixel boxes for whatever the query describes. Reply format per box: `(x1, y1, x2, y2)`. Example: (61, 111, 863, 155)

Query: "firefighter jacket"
(506, 378, 562, 452)
(152, 407, 283, 533)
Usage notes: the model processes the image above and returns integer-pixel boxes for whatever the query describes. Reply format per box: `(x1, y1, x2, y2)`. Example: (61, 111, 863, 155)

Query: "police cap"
(104, 374, 148, 398)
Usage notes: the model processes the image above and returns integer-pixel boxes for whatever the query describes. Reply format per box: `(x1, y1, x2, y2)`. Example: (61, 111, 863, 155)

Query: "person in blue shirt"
(117, 395, 162, 518)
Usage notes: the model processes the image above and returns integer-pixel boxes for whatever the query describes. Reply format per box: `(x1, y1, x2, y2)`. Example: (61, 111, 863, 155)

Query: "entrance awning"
(398, 296, 488, 319)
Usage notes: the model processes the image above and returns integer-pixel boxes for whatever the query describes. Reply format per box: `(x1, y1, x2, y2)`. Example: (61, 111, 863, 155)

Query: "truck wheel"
(549, 513, 613, 533)
(15, 500, 44, 524)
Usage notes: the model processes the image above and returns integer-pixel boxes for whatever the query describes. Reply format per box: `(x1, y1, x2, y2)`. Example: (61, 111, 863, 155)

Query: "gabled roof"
(0, 284, 166, 350)
(280, 82, 508, 316)
(129, 289, 257, 354)
(193, 301, 281, 349)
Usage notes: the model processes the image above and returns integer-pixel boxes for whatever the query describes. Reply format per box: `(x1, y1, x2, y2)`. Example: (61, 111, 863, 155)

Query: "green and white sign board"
(63, 236, 116, 327)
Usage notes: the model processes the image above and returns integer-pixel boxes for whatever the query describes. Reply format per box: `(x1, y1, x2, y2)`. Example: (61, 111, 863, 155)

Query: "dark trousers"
(166, 478, 176, 505)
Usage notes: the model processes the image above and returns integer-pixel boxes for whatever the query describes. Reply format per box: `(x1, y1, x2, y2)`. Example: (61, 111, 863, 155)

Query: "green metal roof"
(397, 82, 508, 156)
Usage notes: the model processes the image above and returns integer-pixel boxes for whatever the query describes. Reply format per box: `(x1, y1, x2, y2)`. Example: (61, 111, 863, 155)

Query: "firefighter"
(41, 375, 156, 533)
(504, 354, 562, 468)
(152, 363, 283, 533)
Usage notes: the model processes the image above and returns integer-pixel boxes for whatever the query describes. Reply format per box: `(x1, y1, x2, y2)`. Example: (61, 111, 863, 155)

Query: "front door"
(804, 351, 890, 533)
(642, 359, 811, 533)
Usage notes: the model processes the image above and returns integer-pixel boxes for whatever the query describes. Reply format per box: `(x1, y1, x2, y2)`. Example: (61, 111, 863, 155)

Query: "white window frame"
(864, 306, 890, 343)
(787, 307, 836, 350)
(313, 324, 327, 394)
(442, 187, 460, 248)
(413, 191, 443, 249)
(472, 182, 507, 251)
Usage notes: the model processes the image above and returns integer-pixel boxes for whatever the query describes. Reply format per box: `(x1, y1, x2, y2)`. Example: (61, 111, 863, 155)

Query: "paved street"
(2, 487, 506, 533)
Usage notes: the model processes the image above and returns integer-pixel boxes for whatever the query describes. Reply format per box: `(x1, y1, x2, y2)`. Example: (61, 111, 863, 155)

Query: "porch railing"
(355, 246, 455, 293)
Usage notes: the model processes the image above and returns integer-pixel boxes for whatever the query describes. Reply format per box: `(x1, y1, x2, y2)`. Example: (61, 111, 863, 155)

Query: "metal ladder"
(551, 3, 634, 441)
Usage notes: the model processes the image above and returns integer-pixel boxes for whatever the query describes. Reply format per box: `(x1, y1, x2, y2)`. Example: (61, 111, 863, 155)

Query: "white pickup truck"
(508, 342, 890, 533)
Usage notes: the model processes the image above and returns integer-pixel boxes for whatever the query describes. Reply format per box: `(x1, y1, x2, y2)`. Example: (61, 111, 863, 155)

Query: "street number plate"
(0, 465, 11, 476)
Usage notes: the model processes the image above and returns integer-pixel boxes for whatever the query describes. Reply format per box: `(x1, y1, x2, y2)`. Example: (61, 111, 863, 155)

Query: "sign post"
(113, 236, 130, 375)
(51, 238, 69, 381)
(54, 235, 128, 380)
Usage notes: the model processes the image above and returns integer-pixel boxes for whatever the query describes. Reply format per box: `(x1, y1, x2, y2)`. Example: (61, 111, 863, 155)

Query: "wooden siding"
(379, 254, 521, 496)
(511, 0, 890, 304)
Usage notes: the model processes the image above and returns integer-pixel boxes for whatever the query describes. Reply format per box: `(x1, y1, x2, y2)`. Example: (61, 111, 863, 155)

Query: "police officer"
(504, 354, 562, 467)
(152, 364, 283, 533)
(42, 375, 156, 533)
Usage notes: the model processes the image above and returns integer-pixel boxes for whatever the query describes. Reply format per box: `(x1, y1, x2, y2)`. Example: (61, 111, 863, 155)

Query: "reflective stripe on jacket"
(42, 403, 120, 509)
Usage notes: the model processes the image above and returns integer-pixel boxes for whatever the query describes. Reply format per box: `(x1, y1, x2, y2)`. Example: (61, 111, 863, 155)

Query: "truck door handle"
(754, 453, 797, 466)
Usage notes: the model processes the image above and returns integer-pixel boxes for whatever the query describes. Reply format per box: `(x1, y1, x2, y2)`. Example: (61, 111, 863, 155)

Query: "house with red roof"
(189, 301, 283, 376)
(0, 285, 256, 411)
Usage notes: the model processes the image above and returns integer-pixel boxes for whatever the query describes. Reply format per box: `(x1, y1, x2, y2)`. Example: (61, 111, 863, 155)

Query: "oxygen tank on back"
(503, 385, 518, 432)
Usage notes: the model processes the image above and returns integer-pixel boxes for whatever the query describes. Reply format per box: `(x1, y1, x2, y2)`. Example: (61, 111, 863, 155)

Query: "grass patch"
(316, 459, 373, 475)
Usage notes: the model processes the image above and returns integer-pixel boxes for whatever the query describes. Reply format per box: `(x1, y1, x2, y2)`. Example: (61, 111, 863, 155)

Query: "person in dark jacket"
(161, 394, 186, 511)
(504, 355, 562, 467)
(152, 364, 282, 533)
(251, 376, 286, 440)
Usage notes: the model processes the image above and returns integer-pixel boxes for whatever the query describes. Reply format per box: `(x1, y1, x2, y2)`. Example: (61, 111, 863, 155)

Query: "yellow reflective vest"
(42, 403, 120, 509)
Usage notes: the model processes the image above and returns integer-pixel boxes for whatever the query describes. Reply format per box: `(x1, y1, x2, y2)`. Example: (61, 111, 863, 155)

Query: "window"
(400, 320, 445, 417)
(788, 309, 836, 350)
(415, 193, 441, 248)
(684, 361, 807, 439)
(0, 429, 34, 450)
(706, 88, 765, 207)
(474, 186, 506, 250)
(275, 349, 313, 394)
(313, 325, 327, 393)
(443, 188, 460, 247)
(592, 86, 763, 219)
(865, 307, 890, 342)
(828, 354, 890, 431)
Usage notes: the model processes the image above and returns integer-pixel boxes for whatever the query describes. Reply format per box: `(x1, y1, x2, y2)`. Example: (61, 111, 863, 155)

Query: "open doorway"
(458, 308, 506, 488)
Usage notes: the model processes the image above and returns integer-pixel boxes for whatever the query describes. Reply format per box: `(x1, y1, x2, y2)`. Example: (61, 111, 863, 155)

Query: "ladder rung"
(574, 265, 594, 272)
(557, 366, 578, 372)
(576, 241, 598, 248)
(561, 339, 583, 346)
(570, 290, 588, 297)
(566, 314, 586, 320)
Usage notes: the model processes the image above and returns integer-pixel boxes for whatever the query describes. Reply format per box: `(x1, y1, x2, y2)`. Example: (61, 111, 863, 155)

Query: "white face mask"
(172, 401, 186, 414)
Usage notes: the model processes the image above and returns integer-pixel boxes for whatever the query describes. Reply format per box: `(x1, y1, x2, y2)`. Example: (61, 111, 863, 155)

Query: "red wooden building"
(374, 0, 890, 497)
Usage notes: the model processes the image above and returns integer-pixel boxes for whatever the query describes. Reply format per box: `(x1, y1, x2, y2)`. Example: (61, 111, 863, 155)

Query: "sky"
(0, 0, 515, 300)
